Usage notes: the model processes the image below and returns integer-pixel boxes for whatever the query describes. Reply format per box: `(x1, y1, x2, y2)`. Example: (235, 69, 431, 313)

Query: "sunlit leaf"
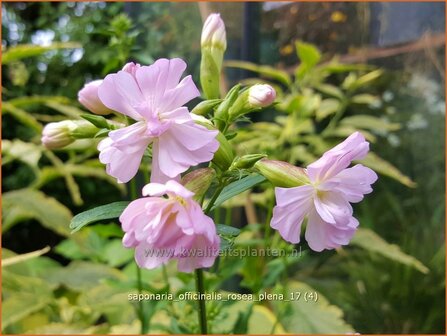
(316, 98, 341, 121)
(351, 228, 429, 273)
(341, 115, 400, 132)
(2, 189, 72, 235)
(273, 281, 354, 333)
(359, 152, 416, 187)
(2, 42, 82, 64)
(295, 41, 321, 68)
(2, 139, 42, 168)
(225, 60, 291, 86)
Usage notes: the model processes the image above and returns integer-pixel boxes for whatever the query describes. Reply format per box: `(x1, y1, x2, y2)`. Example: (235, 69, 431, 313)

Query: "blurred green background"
(2, 2, 445, 334)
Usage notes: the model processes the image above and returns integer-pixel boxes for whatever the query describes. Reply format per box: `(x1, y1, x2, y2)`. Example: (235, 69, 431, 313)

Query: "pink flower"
(78, 80, 114, 115)
(270, 132, 378, 251)
(97, 59, 219, 183)
(120, 180, 220, 272)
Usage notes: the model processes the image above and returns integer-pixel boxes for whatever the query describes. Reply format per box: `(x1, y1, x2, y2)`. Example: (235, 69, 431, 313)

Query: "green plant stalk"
(129, 178, 148, 334)
(195, 268, 208, 334)
(194, 182, 227, 335)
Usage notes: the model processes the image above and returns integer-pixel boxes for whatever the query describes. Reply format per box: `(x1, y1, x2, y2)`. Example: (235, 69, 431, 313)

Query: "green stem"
(129, 178, 147, 334)
(194, 182, 227, 334)
(195, 268, 208, 334)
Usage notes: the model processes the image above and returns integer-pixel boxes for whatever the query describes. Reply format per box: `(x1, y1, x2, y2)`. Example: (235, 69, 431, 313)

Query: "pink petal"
(135, 241, 171, 269)
(120, 198, 148, 232)
(97, 127, 151, 183)
(169, 121, 218, 151)
(313, 191, 352, 225)
(307, 132, 369, 182)
(270, 185, 314, 244)
(305, 209, 358, 252)
(98, 72, 144, 121)
(325, 164, 378, 203)
(158, 75, 200, 112)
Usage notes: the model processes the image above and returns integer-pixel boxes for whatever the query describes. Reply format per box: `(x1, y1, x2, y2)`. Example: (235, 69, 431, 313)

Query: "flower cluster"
(42, 12, 377, 273)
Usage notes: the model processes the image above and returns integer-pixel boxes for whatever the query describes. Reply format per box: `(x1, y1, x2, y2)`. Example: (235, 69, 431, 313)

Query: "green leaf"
(225, 60, 291, 86)
(341, 115, 400, 132)
(2, 42, 81, 64)
(351, 93, 380, 105)
(316, 99, 341, 121)
(351, 228, 429, 273)
(273, 281, 354, 333)
(359, 152, 416, 187)
(2, 102, 43, 133)
(8, 95, 72, 108)
(45, 260, 126, 291)
(2, 270, 54, 330)
(315, 84, 344, 99)
(223, 300, 286, 334)
(102, 239, 134, 267)
(295, 41, 321, 68)
(45, 101, 84, 119)
(2, 246, 50, 267)
(210, 174, 266, 210)
(70, 201, 130, 233)
(2, 189, 72, 236)
(216, 224, 241, 237)
(2, 139, 42, 167)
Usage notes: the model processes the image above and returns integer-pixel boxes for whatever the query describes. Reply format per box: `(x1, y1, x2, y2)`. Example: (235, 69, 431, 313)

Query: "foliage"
(2, 3, 444, 335)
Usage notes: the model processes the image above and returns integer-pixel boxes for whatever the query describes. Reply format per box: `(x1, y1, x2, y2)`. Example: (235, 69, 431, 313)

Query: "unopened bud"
(181, 168, 216, 200)
(229, 84, 276, 120)
(248, 84, 276, 107)
(201, 13, 227, 50)
(200, 13, 227, 100)
(78, 80, 114, 115)
(230, 154, 267, 170)
(214, 84, 240, 131)
(42, 120, 99, 149)
(254, 159, 310, 188)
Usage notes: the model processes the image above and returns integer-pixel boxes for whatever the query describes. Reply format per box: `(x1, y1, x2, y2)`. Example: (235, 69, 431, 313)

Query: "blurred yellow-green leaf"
(351, 228, 429, 273)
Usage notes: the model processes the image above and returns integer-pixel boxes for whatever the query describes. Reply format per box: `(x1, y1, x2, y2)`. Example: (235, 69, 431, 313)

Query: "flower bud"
(230, 153, 267, 170)
(254, 159, 310, 188)
(201, 13, 227, 50)
(228, 84, 276, 120)
(41, 120, 99, 149)
(78, 80, 114, 115)
(181, 168, 216, 201)
(41, 120, 77, 149)
(248, 84, 276, 107)
(191, 99, 222, 116)
(200, 13, 227, 100)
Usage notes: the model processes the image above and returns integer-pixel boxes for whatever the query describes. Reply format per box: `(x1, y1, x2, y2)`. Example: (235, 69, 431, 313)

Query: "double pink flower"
(120, 180, 220, 272)
(85, 58, 219, 183)
(271, 132, 378, 251)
